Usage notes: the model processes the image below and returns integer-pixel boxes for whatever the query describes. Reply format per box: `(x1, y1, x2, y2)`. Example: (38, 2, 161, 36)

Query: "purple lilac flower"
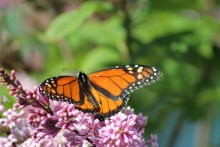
(20, 131, 67, 147)
(149, 134, 159, 147)
(0, 68, 52, 114)
(27, 109, 48, 127)
(0, 134, 17, 147)
(0, 108, 32, 145)
(32, 115, 60, 141)
(95, 112, 147, 146)
(54, 102, 83, 130)
(2, 109, 25, 128)
(11, 117, 32, 142)
(63, 114, 99, 146)
(0, 68, 159, 146)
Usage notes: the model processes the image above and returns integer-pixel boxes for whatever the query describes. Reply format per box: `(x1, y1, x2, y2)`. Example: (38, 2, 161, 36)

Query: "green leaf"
(133, 12, 194, 43)
(196, 43, 213, 59)
(67, 16, 126, 46)
(46, 1, 112, 40)
(79, 47, 120, 73)
(84, 17, 125, 44)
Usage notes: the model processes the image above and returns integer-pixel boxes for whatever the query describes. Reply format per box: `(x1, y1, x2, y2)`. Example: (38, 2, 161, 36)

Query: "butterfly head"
(77, 72, 90, 88)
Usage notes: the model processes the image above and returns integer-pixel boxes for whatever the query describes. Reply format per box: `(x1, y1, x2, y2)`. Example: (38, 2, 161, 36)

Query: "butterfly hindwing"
(89, 85, 130, 119)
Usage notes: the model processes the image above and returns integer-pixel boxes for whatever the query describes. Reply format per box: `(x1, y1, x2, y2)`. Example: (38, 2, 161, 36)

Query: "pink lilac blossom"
(0, 107, 32, 146)
(0, 134, 17, 147)
(27, 109, 48, 127)
(0, 68, 159, 146)
(150, 134, 159, 147)
(95, 112, 147, 146)
(20, 131, 67, 147)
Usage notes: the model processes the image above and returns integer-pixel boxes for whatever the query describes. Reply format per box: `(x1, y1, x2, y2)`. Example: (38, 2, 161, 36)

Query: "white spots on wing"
(137, 68, 143, 73)
(127, 67, 132, 71)
(137, 74, 143, 80)
(152, 67, 157, 72)
(139, 66, 144, 70)
(45, 83, 52, 88)
(125, 65, 130, 68)
(128, 71, 133, 74)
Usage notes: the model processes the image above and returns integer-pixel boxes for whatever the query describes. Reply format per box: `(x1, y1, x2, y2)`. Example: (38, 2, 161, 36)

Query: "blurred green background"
(1, 0, 220, 147)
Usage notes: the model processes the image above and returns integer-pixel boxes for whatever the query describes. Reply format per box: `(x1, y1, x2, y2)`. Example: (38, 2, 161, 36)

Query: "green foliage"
(79, 47, 120, 73)
(46, 1, 113, 40)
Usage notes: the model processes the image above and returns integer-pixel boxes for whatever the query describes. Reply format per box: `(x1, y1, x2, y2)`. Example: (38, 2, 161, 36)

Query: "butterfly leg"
(94, 112, 105, 121)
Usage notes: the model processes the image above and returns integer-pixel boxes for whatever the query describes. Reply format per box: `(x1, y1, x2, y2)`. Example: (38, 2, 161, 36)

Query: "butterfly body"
(39, 65, 162, 120)
(77, 72, 100, 111)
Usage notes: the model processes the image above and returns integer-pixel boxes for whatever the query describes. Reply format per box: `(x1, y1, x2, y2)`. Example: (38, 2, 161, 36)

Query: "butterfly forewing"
(88, 65, 162, 100)
(39, 76, 84, 105)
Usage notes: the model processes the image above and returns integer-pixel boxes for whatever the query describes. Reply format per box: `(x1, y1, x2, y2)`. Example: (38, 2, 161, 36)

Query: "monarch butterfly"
(39, 65, 162, 121)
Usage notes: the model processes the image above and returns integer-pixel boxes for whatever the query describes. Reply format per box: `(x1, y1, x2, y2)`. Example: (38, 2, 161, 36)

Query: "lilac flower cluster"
(0, 100, 32, 146)
(0, 68, 159, 146)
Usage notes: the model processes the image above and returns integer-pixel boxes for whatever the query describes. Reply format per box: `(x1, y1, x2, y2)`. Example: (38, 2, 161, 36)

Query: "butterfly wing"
(95, 96, 129, 121)
(88, 65, 162, 100)
(89, 86, 129, 120)
(39, 76, 84, 105)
